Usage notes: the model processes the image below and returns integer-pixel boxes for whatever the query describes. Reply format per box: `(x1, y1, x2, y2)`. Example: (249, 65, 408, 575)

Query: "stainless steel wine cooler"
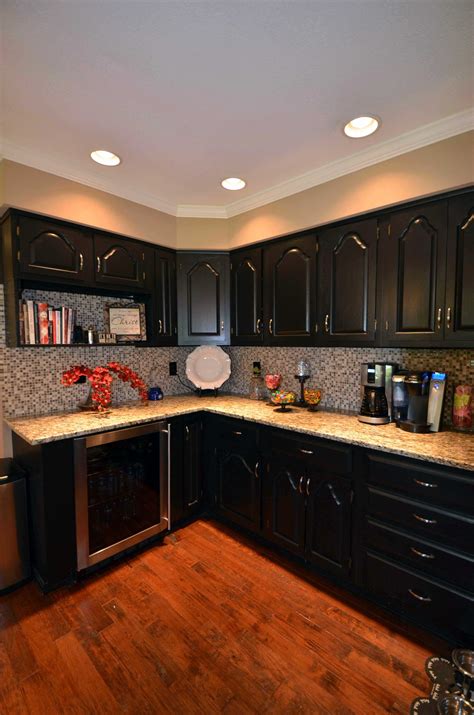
(74, 421, 170, 571)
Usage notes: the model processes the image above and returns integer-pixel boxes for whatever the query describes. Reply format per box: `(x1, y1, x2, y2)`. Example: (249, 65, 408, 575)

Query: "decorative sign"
(106, 304, 147, 342)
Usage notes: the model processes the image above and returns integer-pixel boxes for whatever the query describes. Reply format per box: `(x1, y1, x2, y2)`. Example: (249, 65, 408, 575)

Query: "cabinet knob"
(436, 307, 442, 330)
(268, 318, 273, 335)
(324, 314, 329, 333)
(446, 306, 452, 330)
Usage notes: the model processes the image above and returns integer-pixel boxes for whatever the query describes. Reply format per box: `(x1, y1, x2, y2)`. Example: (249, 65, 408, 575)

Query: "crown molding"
(0, 141, 178, 217)
(1, 109, 472, 221)
(224, 109, 474, 218)
(176, 204, 227, 219)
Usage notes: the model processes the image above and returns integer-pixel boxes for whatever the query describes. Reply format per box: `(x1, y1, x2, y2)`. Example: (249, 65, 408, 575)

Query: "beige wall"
(228, 131, 474, 248)
(0, 160, 177, 248)
(176, 217, 229, 250)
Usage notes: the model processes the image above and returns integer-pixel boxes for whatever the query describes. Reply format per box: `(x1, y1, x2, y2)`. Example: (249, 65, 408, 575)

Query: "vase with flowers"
(62, 362, 148, 414)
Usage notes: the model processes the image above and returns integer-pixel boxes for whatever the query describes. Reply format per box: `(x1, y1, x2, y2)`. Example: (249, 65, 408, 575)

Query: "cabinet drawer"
(365, 518, 474, 593)
(366, 487, 474, 552)
(212, 418, 259, 452)
(266, 433, 352, 475)
(367, 454, 474, 515)
(364, 551, 474, 639)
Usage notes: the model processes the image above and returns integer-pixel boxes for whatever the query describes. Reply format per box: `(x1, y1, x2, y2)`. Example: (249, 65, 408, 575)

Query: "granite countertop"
(5, 394, 474, 471)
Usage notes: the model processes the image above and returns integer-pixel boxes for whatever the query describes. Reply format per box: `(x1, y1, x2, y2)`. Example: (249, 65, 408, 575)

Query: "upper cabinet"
(379, 202, 448, 347)
(177, 252, 230, 345)
(231, 247, 263, 345)
(263, 234, 317, 346)
(18, 215, 93, 284)
(317, 218, 377, 346)
(445, 192, 474, 346)
(94, 233, 152, 291)
(152, 248, 177, 345)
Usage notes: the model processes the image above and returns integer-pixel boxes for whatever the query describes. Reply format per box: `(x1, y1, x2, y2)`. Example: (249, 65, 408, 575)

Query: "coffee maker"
(358, 362, 398, 425)
(399, 370, 432, 433)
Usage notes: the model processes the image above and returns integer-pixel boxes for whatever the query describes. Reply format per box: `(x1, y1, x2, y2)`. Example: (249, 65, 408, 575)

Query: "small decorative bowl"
(271, 389, 297, 412)
(304, 388, 322, 411)
(265, 374, 282, 391)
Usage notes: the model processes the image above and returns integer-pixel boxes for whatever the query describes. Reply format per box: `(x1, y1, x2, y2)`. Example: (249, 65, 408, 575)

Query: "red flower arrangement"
(61, 362, 148, 412)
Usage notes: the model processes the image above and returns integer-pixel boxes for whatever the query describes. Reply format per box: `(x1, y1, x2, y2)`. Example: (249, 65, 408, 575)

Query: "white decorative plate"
(185, 346, 231, 390)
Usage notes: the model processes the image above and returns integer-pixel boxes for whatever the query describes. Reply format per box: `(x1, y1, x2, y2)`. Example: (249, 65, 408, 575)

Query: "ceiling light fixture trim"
(221, 177, 246, 191)
(90, 149, 121, 166)
(344, 115, 380, 138)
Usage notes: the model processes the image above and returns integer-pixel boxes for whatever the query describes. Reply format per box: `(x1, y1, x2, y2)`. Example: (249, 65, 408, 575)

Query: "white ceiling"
(1, 0, 473, 218)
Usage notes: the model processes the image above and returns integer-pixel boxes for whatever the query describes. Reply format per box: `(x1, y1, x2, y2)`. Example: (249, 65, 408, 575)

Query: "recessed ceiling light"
(343, 116, 380, 138)
(221, 177, 246, 191)
(90, 149, 121, 166)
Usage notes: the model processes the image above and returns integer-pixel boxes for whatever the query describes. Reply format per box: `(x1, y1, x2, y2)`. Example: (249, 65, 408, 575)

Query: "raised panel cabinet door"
(183, 419, 202, 516)
(18, 216, 93, 283)
(380, 202, 448, 346)
(445, 192, 474, 346)
(263, 457, 306, 555)
(94, 234, 149, 289)
(231, 247, 263, 345)
(153, 249, 177, 345)
(263, 234, 316, 346)
(216, 449, 261, 531)
(318, 219, 377, 345)
(177, 253, 230, 345)
(305, 472, 352, 577)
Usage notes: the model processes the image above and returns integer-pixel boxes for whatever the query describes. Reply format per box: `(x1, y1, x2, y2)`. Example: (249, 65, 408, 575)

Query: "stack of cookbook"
(19, 299, 76, 345)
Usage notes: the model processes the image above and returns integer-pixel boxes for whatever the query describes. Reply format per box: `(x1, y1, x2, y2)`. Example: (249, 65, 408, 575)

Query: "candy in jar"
(452, 385, 472, 430)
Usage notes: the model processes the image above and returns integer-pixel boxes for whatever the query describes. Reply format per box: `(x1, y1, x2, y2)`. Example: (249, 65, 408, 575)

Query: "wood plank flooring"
(0, 518, 449, 714)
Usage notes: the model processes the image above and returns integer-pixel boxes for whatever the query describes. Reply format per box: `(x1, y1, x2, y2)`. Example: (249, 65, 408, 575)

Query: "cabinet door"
(305, 472, 352, 577)
(445, 192, 474, 346)
(231, 247, 263, 345)
(153, 249, 177, 345)
(318, 219, 377, 345)
(380, 202, 447, 346)
(263, 234, 316, 346)
(263, 457, 306, 555)
(215, 449, 261, 532)
(18, 216, 93, 283)
(177, 253, 230, 345)
(182, 418, 203, 518)
(94, 234, 151, 290)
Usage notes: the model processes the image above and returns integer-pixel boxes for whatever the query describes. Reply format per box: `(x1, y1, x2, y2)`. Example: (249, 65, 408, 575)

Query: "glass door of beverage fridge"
(74, 422, 169, 570)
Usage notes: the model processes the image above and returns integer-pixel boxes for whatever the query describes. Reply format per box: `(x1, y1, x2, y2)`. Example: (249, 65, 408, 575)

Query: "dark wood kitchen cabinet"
(263, 233, 317, 346)
(445, 192, 474, 345)
(263, 454, 307, 555)
(151, 248, 177, 345)
(170, 416, 203, 525)
(230, 247, 263, 345)
(94, 233, 152, 290)
(215, 448, 261, 532)
(177, 252, 230, 345)
(317, 218, 377, 345)
(379, 201, 448, 346)
(17, 215, 93, 284)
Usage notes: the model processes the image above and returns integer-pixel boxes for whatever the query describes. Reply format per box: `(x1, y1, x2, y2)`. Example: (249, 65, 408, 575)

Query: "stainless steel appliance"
(74, 422, 170, 571)
(399, 370, 432, 433)
(358, 362, 398, 425)
(0, 459, 30, 592)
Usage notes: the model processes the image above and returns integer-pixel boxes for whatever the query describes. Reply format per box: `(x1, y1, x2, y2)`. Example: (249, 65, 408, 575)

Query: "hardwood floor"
(0, 518, 449, 714)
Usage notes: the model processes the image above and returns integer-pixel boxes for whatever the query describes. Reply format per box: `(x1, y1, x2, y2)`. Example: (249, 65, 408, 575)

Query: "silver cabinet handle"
(413, 513, 437, 525)
(232, 431, 242, 436)
(220, 320, 224, 332)
(256, 318, 263, 334)
(410, 546, 435, 560)
(436, 307, 442, 330)
(299, 448, 314, 455)
(254, 461, 260, 479)
(158, 319, 163, 334)
(185, 425, 190, 438)
(0, 475, 9, 481)
(79, 253, 84, 271)
(324, 314, 329, 333)
(96, 256, 101, 273)
(269, 318, 273, 335)
(446, 306, 452, 329)
(306, 477, 311, 497)
(408, 589, 432, 603)
(298, 476, 304, 494)
(413, 478, 438, 488)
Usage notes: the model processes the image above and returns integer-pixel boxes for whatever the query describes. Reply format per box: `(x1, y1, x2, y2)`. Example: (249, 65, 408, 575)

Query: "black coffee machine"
(398, 370, 432, 433)
(358, 362, 398, 425)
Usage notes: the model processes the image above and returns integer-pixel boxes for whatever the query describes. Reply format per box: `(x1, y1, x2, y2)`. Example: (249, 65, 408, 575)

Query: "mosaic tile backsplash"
(1, 286, 473, 422)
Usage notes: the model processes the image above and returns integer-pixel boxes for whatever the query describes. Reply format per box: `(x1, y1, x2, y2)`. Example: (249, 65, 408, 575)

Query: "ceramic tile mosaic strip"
(1, 286, 473, 422)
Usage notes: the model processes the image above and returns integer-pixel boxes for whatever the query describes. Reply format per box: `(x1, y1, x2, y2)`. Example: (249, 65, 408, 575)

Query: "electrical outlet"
(169, 361, 177, 376)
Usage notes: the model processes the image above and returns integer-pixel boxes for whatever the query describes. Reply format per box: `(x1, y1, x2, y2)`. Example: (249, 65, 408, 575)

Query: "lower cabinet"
(170, 415, 203, 525)
(263, 455, 307, 555)
(215, 448, 261, 532)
